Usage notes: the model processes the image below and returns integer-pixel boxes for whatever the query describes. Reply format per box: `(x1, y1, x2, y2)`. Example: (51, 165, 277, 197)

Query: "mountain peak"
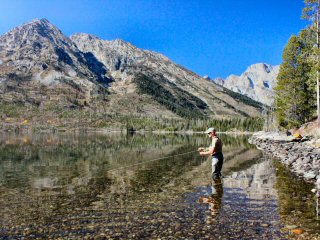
(218, 63, 280, 106)
(1, 18, 64, 43)
(246, 63, 275, 73)
(0, 18, 77, 55)
(0, 18, 111, 105)
(29, 18, 51, 25)
(15, 18, 57, 32)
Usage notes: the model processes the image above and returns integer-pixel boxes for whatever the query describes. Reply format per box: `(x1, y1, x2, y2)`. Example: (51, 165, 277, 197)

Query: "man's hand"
(198, 147, 205, 152)
(199, 151, 206, 156)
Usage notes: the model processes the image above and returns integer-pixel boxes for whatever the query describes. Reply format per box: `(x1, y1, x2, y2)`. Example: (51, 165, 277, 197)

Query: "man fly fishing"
(198, 127, 224, 179)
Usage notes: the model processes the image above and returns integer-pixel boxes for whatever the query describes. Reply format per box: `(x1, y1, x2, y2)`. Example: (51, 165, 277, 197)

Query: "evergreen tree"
(302, 0, 319, 124)
(301, 28, 318, 118)
(276, 30, 314, 128)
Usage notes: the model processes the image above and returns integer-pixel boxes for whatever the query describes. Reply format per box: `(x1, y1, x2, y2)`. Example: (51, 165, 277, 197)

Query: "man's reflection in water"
(198, 178, 223, 224)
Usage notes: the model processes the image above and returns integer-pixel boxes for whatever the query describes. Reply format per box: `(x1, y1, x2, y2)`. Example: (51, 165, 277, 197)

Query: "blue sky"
(0, 0, 308, 78)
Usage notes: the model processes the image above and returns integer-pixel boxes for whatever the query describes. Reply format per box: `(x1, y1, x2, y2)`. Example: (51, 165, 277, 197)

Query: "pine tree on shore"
(276, 29, 314, 128)
(302, 0, 320, 125)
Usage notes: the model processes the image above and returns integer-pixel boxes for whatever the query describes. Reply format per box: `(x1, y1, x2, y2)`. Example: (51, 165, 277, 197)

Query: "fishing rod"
(105, 150, 199, 173)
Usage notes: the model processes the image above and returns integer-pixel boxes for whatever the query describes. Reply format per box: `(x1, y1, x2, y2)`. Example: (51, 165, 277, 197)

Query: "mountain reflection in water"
(0, 132, 318, 239)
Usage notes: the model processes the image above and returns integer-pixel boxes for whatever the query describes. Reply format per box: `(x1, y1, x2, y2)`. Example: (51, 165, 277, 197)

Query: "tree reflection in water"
(274, 160, 319, 234)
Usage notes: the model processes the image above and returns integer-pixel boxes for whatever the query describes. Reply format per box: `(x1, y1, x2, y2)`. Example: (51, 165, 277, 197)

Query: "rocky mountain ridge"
(211, 63, 279, 106)
(0, 18, 263, 123)
(0, 18, 111, 106)
(71, 32, 263, 118)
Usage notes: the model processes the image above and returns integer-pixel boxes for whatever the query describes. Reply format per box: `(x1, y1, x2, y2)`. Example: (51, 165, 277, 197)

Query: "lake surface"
(0, 132, 319, 239)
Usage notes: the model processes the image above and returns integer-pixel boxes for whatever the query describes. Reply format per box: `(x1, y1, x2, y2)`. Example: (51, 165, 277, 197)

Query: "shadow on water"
(0, 132, 319, 238)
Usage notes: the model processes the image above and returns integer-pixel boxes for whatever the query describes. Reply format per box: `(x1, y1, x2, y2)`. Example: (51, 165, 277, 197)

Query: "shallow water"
(0, 132, 319, 239)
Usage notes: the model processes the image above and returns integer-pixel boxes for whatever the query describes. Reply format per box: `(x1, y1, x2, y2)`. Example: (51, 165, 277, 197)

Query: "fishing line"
(105, 150, 199, 173)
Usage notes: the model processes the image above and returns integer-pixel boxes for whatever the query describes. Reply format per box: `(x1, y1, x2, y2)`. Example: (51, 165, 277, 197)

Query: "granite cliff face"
(212, 63, 279, 106)
(0, 19, 263, 121)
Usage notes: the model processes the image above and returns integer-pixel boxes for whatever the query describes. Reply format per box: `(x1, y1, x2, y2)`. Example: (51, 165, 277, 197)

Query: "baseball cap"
(205, 127, 215, 134)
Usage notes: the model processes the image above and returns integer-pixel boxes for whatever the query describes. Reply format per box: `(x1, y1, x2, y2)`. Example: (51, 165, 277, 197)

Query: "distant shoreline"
(0, 124, 255, 135)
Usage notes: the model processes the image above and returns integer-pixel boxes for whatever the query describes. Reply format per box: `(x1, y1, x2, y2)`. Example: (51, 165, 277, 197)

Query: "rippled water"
(0, 132, 319, 239)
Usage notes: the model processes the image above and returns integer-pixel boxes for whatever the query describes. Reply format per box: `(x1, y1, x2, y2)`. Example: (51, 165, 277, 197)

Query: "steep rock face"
(0, 19, 111, 105)
(71, 33, 263, 118)
(213, 63, 279, 106)
(71, 33, 169, 73)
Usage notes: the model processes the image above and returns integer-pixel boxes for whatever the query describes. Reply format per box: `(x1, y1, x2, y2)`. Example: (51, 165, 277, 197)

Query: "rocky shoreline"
(249, 131, 320, 194)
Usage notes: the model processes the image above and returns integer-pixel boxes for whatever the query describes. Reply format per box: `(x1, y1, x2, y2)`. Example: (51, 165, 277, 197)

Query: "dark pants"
(211, 152, 224, 179)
